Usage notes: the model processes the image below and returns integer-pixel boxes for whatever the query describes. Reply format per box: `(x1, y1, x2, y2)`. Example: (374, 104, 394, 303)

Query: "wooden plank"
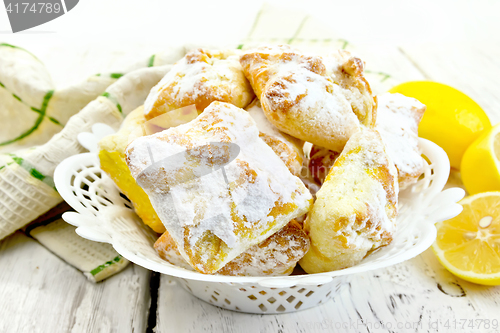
(327, 251, 499, 333)
(156, 274, 329, 333)
(400, 43, 500, 123)
(0, 232, 152, 333)
(156, 253, 499, 333)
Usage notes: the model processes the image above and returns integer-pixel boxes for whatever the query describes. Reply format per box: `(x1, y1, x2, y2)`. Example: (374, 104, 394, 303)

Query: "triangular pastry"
(240, 45, 376, 152)
(376, 93, 426, 189)
(126, 101, 312, 274)
(144, 49, 255, 120)
(299, 129, 398, 273)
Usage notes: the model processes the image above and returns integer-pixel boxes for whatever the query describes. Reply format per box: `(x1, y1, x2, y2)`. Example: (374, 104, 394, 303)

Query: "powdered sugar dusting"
(126, 101, 312, 274)
(241, 45, 374, 152)
(144, 49, 253, 118)
(221, 235, 305, 276)
(155, 221, 310, 276)
(246, 101, 282, 138)
(318, 129, 398, 248)
(376, 93, 426, 189)
(246, 100, 303, 175)
(262, 61, 360, 142)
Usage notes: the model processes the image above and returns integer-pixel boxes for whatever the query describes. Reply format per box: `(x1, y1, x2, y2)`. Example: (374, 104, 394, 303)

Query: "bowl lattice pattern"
(54, 124, 465, 313)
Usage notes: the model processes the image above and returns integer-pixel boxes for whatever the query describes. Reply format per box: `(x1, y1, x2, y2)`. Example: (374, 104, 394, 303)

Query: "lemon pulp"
(461, 123, 500, 195)
(432, 192, 500, 285)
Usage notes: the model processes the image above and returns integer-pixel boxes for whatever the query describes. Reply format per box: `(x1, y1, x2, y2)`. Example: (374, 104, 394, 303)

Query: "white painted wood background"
(1, 2, 500, 332)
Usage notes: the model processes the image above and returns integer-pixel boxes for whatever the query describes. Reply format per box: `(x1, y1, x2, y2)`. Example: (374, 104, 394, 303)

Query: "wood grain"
(0, 232, 151, 333)
(1, 39, 500, 333)
(156, 252, 500, 333)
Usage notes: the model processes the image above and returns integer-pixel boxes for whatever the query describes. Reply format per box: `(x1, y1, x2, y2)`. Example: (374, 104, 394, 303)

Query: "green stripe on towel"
(0, 43, 41, 62)
(0, 90, 55, 146)
(7, 153, 56, 189)
(90, 256, 123, 276)
(1, 82, 60, 125)
(148, 54, 156, 67)
(101, 92, 124, 115)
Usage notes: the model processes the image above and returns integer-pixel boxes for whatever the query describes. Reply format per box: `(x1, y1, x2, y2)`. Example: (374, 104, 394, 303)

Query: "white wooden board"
(1, 21, 500, 333)
(0, 232, 152, 333)
(155, 251, 500, 333)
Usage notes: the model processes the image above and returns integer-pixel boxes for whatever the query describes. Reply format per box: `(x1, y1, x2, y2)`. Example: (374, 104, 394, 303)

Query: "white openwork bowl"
(54, 124, 465, 314)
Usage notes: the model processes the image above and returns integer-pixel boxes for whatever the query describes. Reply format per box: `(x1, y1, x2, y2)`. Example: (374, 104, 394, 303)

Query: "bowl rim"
(55, 133, 464, 286)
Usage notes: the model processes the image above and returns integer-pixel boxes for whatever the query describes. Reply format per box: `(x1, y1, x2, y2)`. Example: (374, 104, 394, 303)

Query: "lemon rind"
(432, 243, 500, 285)
(432, 191, 500, 286)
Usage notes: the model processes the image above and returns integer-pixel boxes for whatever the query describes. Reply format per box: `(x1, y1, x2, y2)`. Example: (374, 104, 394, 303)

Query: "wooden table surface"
(1, 6, 500, 333)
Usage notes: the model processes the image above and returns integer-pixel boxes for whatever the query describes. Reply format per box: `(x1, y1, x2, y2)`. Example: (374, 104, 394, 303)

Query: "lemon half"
(432, 192, 500, 285)
(461, 123, 500, 195)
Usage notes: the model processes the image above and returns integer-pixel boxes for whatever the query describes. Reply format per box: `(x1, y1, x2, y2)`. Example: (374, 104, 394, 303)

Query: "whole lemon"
(389, 81, 491, 170)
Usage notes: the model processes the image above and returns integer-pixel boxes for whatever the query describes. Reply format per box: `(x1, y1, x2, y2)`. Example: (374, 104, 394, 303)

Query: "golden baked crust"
(299, 129, 398, 273)
(376, 93, 426, 189)
(154, 231, 193, 270)
(154, 220, 310, 276)
(126, 101, 312, 274)
(240, 45, 376, 152)
(307, 94, 427, 190)
(259, 132, 302, 176)
(144, 49, 255, 120)
(245, 99, 303, 176)
(323, 50, 376, 127)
